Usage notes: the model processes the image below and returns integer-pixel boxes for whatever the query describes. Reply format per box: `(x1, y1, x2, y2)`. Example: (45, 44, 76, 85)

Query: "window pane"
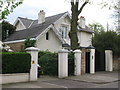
(60, 26, 68, 39)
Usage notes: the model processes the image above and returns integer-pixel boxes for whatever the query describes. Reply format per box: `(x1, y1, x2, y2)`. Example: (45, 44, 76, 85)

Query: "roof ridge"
(18, 11, 68, 22)
(18, 17, 34, 21)
(45, 11, 67, 18)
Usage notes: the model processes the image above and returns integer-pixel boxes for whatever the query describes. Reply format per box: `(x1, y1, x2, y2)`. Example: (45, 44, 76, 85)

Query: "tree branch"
(78, 1, 88, 15)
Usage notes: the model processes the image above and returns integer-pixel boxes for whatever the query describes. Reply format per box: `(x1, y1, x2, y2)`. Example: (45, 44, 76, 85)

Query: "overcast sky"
(6, 0, 114, 30)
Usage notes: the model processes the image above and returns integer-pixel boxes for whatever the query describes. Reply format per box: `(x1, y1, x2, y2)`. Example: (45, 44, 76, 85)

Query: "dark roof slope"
(78, 26, 94, 33)
(4, 12, 67, 42)
(30, 12, 66, 28)
(18, 17, 34, 28)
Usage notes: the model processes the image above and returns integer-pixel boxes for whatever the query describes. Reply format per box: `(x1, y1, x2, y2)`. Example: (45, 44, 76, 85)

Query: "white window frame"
(59, 25, 69, 39)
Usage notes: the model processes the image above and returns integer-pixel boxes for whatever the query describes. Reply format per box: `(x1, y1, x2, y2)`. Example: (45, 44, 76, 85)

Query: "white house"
(4, 11, 93, 52)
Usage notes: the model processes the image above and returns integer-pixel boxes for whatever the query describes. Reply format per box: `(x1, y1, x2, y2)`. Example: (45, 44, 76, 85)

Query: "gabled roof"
(4, 12, 68, 42)
(18, 17, 34, 28)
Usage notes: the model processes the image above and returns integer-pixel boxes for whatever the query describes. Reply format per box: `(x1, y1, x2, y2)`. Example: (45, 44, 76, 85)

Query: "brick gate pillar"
(26, 47, 39, 81)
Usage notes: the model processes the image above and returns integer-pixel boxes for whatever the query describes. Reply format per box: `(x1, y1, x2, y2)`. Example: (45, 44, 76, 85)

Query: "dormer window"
(59, 25, 68, 39)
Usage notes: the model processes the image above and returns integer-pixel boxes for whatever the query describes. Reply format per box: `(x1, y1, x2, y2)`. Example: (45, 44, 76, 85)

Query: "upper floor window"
(59, 25, 68, 39)
(46, 32, 49, 40)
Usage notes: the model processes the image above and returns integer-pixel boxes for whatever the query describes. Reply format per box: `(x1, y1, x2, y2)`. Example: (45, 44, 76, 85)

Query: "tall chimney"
(38, 10, 45, 24)
(79, 16, 85, 28)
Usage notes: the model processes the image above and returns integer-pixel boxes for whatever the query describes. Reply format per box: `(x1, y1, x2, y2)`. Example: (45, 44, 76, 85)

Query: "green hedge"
(1, 52, 31, 74)
(38, 51, 52, 58)
(38, 51, 74, 76)
(38, 52, 58, 76)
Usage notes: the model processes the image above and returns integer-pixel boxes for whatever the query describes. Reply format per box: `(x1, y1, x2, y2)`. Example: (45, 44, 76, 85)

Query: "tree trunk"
(69, 1, 88, 50)
(69, 2, 79, 50)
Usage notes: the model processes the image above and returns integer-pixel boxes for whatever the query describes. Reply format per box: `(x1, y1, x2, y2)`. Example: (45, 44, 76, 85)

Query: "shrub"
(1, 52, 31, 74)
(38, 52, 58, 76)
(38, 51, 74, 76)
(38, 51, 51, 58)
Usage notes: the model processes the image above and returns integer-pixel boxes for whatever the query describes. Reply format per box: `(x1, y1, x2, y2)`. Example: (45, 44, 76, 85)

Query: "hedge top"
(0, 52, 30, 54)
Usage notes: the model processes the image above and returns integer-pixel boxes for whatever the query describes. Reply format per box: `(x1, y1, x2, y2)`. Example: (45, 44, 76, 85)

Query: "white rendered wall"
(15, 21, 26, 31)
(74, 50, 82, 75)
(26, 47, 39, 81)
(105, 50, 113, 72)
(36, 30, 62, 52)
(90, 49, 95, 74)
(77, 32, 92, 47)
(58, 49, 68, 78)
(1, 73, 29, 84)
(55, 16, 71, 45)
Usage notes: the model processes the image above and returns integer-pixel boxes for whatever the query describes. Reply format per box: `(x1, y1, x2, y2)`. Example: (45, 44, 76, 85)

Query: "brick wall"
(7, 42, 24, 52)
(81, 48, 86, 74)
(113, 58, 120, 71)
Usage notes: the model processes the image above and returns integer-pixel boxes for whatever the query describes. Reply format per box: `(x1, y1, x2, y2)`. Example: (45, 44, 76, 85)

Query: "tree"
(91, 23, 119, 57)
(69, 0, 89, 50)
(69, 0, 120, 50)
(0, 0, 23, 20)
(89, 22, 104, 33)
(2, 20, 16, 41)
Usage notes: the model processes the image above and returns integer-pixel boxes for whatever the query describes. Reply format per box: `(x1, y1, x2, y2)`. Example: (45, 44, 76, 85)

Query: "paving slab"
(66, 71, 119, 84)
(2, 75, 65, 88)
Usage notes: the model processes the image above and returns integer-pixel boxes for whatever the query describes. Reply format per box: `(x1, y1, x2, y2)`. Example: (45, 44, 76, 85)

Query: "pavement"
(66, 71, 119, 84)
(2, 71, 119, 88)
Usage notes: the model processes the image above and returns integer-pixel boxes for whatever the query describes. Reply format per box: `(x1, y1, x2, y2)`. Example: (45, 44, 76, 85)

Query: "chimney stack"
(79, 16, 85, 28)
(38, 10, 45, 24)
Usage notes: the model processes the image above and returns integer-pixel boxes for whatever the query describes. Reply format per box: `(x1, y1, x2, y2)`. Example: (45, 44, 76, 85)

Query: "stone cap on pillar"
(86, 45, 95, 49)
(58, 49, 69, 53)
(105, 50, 112, 53)
(25, 47, 39, 51)
(73, 49, 81, 53)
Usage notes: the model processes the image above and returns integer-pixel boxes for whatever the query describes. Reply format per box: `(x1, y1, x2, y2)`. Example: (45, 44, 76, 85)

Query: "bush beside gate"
(38, 51, 74, 76)
(1, 52, 31, 74)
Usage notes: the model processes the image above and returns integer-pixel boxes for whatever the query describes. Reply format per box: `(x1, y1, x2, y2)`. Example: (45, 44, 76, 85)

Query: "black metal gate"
(86, 52, 90, 73)
(95, 50, 105, 71)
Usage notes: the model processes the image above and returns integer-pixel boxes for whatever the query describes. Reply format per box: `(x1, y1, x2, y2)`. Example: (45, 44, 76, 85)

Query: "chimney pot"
(38, 10, 45, 24)
(79, 16, 85, 28)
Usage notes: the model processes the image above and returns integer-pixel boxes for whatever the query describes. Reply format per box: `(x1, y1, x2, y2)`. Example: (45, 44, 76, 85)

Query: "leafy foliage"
(0, 0, 23, 20)
(91, 23, 120, 57)
(38, 51, 74, 76)
(24, 38, 36, 49)
(38, 51, 51, 58)
(2, 20, 16, 41)
(2, 52, 31, 74)
(89, 22, 105, 33)
(38, 52, 58, 76)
